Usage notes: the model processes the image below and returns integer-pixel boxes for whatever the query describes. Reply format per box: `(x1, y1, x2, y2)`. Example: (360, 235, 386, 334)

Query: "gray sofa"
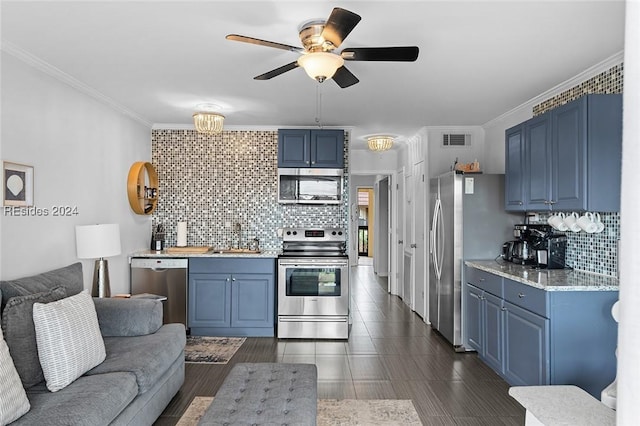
(0, 263, 186, 425)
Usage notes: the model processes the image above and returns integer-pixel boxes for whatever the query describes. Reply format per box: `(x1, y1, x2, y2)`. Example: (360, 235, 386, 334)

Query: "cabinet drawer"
(466, 267, 503, 297)
(504, 279, 548, 318)
(190, 257, 274, 274)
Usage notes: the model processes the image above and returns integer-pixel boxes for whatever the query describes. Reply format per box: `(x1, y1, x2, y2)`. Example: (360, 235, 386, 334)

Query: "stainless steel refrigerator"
(428, 171, 520, 349)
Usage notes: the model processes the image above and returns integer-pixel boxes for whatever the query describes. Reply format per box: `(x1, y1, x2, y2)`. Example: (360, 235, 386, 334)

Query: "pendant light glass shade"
(193, 111, 225, 134)
(367, 135, 394, 152)
(297, 52, 345, 82)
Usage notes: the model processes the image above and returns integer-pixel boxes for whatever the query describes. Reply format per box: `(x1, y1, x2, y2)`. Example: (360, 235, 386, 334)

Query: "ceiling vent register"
(442, 134, 471, 147)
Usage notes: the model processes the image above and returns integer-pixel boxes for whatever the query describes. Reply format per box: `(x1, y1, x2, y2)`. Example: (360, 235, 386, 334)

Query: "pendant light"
(193, 104, 225, 134)
(367, 135, 394, 152)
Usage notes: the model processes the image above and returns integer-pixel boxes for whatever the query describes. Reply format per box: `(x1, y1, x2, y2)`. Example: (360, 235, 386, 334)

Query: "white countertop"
(130, 249, 280, 259)
(465, 260, 618, 291)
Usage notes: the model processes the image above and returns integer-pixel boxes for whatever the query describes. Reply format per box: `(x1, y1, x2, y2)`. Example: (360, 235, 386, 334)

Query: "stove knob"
(286, 231, 291, 235)
(292, 231, 297, 235)
(332, 231, 337, 236)
(338, 231, 343, 235)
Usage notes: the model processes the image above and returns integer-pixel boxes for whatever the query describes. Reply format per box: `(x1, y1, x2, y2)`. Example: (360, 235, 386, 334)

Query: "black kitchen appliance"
(534, 235, 567, 269)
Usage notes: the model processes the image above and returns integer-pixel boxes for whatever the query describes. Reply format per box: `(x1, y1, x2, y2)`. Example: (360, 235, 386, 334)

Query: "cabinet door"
(310, 130, 344, 168)
(464, 284, 484, 354)
(526, 113, 552, 210)
(505, 125, 526, 211)
(551, 99, 585, 210)
(278, 129, 310, 167)
(504, 301, 549, 386)
(483, 292, 505, 373)
(231, 273, 274, 328)
(188, 273, 231, 327)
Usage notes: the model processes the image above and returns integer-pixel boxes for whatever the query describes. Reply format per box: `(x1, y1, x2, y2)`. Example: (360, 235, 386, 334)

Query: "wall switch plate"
(464, 177, 474, 194)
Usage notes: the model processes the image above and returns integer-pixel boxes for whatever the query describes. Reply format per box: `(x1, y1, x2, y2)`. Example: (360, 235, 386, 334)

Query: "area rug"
(177, 396, 422, 425)
(184, 336, 246, 364)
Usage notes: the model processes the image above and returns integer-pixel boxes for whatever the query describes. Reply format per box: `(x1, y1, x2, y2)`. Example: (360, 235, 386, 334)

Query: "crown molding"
(483, 50, 624, 128)
(2, 40, 152, 127)
(152, 123, 355, 132)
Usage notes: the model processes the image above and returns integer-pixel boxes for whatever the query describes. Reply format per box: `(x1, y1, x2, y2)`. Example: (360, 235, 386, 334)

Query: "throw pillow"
(0, 262, 83, 312)
(1, 286, 67, 388)
(0, 327, 30, 424)
(33, 290, 106, 392)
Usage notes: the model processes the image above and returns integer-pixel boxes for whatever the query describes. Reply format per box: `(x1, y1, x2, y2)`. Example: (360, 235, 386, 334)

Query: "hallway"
(156, 264, 525, 425)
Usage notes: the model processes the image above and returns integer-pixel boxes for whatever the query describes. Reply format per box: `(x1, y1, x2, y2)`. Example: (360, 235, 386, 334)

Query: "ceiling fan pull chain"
(315, 83, 323, 128)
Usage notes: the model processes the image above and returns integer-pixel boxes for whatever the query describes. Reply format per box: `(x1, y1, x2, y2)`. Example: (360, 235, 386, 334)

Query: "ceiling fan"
(226, 7, 419, 88)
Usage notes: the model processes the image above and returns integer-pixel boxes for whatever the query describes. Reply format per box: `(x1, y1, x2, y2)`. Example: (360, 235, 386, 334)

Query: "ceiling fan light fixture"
(367, 135, 394, 152)
(297, 52, 344, 82)
(193, 104, 224, 134)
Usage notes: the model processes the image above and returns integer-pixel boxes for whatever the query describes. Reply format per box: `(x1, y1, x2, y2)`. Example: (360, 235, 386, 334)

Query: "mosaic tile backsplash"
(530, 63, 623, 277)
(151, 130, 349, 251)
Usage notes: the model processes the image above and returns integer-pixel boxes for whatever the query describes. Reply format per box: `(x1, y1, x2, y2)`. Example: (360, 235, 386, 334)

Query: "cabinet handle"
(226, 278, 230, 282)
(311, 161, 315, 165)
(501, 307, 507, 311)
(549, 200, 556, 205)
(232, 278, 236, 282)
(398, 240, 404, 244)
(519, 201, 523, 205)
(518, 293, 526, 298)
(410, 243, 417, 248)
(480, 296, 486, 300)
(543, 200, 550, 205)
(479, 278, 485, 282)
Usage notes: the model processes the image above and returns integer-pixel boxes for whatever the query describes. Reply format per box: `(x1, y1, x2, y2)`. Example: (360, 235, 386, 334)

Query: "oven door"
(278, 257, 349, 316)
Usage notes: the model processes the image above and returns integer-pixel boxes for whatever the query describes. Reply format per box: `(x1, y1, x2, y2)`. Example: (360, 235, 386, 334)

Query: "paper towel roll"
(177, 222, 187, 247)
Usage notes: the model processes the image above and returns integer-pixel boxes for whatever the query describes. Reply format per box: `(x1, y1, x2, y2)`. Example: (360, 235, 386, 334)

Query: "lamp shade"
(297, 52, 344, 82)
(76, 224, 121, 259)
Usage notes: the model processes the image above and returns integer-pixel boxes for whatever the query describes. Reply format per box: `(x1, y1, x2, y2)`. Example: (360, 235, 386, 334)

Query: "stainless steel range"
(277, 228, 349, 339)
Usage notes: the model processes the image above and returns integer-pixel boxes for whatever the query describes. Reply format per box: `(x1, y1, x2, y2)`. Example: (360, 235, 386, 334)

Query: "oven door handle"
(278, 317, 349, 322)
(278, 261, 348, 267)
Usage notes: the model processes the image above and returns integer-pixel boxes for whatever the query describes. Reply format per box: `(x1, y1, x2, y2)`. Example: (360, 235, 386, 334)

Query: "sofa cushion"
(93, 297, 163, 337)
(15, 372, 138, 426)
(0, 327, 30, 425)
(33, 291, 106, 392)
(1, 286, 67, 388)
(0, 262, 83, 313)
(86, 323, 186, 394)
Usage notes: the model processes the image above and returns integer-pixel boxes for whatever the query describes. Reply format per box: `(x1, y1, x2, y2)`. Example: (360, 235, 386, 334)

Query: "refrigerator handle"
(435, 199, 444, 280)
(431, 198, 440, 274)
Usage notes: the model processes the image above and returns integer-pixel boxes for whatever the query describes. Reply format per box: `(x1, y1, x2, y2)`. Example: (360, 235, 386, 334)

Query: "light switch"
(465, 177, 474, 194)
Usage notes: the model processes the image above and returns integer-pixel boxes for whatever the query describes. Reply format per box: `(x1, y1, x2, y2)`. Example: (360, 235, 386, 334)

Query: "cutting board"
(165, 246, 211, 254)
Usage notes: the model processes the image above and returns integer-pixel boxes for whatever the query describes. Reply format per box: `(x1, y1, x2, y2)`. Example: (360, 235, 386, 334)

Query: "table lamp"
(75, 224, 121, 298)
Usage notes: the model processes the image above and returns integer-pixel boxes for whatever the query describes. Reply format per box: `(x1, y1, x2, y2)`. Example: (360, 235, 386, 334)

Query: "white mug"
(577, 212, 598, 233)
(548, 213, 568, 231)
(563, 212, 581, 232)
(593, 213, 605, 233)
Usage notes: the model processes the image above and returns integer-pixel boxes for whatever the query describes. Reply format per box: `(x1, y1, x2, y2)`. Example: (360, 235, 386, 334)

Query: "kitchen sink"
(212, 248, 261, 254)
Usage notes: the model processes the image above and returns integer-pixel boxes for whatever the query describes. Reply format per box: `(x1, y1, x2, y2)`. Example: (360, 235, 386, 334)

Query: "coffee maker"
(502, 224, 566, 269)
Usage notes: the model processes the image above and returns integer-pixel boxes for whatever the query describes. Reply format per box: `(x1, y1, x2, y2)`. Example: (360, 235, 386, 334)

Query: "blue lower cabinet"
(503, 301, 549, 386)
(464, 266, 617, 398)
(188, 258, 275, 337)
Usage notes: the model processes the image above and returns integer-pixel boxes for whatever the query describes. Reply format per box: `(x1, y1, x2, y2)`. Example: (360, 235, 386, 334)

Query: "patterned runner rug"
(184, 336, 246, 364)
(177, 396, 422, 425)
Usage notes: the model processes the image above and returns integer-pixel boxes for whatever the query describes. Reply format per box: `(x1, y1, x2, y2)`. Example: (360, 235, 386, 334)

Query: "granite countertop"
(465, 260, 619, 291)
(129, 249, 280, 259)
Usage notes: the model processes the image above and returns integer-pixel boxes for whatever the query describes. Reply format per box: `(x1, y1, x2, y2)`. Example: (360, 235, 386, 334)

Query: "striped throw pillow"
(0, 326, 30, 424)
(33, 290, 106, 392)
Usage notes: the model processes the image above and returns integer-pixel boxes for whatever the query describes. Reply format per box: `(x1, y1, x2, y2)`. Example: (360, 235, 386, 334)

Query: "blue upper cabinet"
(278, 129, 344, 168)
(505, 94, 622, 212)
(504, 125, 527, 210)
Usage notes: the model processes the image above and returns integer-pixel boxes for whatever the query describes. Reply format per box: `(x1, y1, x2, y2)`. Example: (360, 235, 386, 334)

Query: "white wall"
(349, 148, 398, 174)
(0, 52, 151, 293)
(427, 126, 485, 177)
(483, 108, 533, 173)
(618, 0, 640, 420)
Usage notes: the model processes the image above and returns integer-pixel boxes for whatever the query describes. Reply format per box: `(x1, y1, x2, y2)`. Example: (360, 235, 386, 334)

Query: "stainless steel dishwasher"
(130, 258, 188, 327)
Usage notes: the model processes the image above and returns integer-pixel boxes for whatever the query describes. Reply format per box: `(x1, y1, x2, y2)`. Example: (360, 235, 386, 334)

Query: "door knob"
(410, 243, 417, 248)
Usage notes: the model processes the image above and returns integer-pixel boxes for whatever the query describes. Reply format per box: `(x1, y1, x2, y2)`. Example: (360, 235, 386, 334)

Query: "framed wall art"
(3, 161, 34, 206)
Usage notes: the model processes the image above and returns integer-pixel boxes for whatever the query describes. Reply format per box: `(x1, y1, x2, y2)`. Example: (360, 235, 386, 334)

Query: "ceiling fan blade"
(332, 66, 359, 88)
(226, 34, 303, 52)
(341, 46, 419, 62)
(254, 61, 300, 80)
(321, 7, 361, 49)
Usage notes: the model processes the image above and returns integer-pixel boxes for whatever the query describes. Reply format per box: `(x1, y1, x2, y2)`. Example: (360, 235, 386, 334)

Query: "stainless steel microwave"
(277, 168, 343, 204)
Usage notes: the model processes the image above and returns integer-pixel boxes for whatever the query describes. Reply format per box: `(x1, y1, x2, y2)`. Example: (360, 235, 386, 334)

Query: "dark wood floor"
(155, 264, 525, 425)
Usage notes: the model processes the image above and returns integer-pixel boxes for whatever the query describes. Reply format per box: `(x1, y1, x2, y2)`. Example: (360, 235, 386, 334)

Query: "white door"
(403, 172, 414, 309)
(394, 170, 405, 297)
(413, 162, 426, 318)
